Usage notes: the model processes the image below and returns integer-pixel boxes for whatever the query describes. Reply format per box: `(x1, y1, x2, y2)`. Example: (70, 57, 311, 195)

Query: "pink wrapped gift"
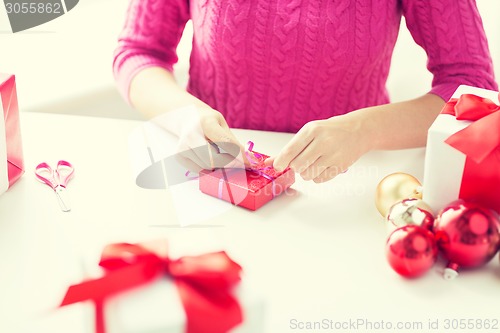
(199, 147, 295, 211)
(0, 74, 24, 195)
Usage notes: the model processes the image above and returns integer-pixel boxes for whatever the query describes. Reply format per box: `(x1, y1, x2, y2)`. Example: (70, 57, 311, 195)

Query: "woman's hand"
(173, 106, 247, 173)
(129, 67, 247, 173)
(272, 113, 372, 183)
(272, 94, 445, 183)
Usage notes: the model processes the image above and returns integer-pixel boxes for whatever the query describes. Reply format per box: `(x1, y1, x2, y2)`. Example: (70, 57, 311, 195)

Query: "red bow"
(60, 243, 243, 333)
(441, 93, 500, 163)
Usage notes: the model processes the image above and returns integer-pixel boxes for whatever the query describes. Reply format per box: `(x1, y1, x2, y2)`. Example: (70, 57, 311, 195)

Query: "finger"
(273, 131, 313, 172)
(212, 141, 240, 157)
(312, 165, 344, 183)
(206, 142, 220, 169)
(173, 154, 203, 174)
(286, 140, 323, 174)
(218, 116, 244, 146)
(177, 129, 214, 169)
(205, 122, 245, 152)
(177, 147, 211, 170)
(264, 156, 275, 167)
(299, 156, 328, 181)
(180, 141, 226, 170)
(205, 124, 249, 167)
(179, 143, 245, 171)
(211, 152, 245, 169)
(210, 141, 248, 169)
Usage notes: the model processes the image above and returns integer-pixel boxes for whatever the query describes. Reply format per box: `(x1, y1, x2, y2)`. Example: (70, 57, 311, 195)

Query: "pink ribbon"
(244, 142, 277, 197)
(188, 141, 279, 199)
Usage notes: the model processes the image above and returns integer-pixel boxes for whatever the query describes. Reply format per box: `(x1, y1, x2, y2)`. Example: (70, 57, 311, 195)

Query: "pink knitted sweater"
(113, 0, 497, 133)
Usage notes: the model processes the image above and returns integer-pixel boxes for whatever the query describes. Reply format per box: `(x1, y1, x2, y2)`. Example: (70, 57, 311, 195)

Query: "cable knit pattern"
(113, 0, 498, 133)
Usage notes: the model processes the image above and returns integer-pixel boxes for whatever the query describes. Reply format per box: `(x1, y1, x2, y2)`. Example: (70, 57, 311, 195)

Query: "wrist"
(341, 109, 378, 153)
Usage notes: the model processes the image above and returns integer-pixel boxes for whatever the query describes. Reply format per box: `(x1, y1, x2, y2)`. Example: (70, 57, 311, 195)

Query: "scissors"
(35, 160, 75, 212)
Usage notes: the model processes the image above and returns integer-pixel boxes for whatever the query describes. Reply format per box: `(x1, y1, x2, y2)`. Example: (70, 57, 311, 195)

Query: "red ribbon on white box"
(59, 242, 243, 333)
(440, 93, 500, 213)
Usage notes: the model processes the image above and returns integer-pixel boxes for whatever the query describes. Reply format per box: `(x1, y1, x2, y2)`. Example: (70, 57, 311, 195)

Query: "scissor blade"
(55, 186, 71, 212)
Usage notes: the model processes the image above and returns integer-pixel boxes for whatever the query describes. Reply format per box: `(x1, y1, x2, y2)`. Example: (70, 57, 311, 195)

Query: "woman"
(113, 0, 497, 182)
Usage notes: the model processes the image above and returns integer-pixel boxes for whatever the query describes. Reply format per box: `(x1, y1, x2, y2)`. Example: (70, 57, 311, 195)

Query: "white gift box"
(423, 85, 500, 213)
(71, 237, 266, 333)
(104, 274, 264, 333)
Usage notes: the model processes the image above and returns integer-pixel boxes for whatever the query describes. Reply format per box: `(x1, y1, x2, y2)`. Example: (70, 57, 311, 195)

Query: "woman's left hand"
(272, 114, 372, 183)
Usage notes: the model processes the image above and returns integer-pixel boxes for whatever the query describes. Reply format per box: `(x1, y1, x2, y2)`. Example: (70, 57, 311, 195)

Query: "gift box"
(423, 85, 500, 214)
(60, 240, 265, 333)
(199, 150, 295, 211)
(0, 73, 24, 195)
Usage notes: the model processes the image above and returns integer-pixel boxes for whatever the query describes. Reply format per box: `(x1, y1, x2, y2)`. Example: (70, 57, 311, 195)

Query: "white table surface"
(1, 112, 499, 333)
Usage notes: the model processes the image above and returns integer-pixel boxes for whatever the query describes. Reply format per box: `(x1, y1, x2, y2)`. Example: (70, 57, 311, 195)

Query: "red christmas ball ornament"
(386, 198, 435, 232)
(386, 225, 438, 278)
(434, 200, 500, 280)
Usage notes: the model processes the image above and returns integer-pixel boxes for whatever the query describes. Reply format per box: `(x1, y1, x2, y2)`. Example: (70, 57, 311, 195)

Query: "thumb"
(264, 156, 275, 167)
(204, 124, 250, 167)
(204, 124, 239, 148)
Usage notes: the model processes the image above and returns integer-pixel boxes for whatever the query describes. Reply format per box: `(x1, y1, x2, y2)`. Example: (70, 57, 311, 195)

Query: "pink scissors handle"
(55, 160, 74, 187)
(35, 162, 58, 188)
(35, 160, 74, 212)
(35, 160, 74, 189)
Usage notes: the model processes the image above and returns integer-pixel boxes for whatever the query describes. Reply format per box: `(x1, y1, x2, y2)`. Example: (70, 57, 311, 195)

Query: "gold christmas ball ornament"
(386, 198, 435, 233)
(375, 172, 422, 217)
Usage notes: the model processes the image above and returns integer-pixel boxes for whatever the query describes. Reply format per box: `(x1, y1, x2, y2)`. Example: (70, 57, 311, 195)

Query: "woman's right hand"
(129, 67, 248, 173)
(172, 106, 248, 173)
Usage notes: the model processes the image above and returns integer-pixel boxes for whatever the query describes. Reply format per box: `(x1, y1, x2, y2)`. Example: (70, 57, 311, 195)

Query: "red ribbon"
(60, 243, 243, 333)
(441, 93, 500, 212)
(442, 93, 500, 163)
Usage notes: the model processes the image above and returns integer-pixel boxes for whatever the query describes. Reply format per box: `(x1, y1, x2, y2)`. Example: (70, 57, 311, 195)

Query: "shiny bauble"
(434, 200, 500, 279)
(375, 173, 422, 217)
(386, 198, 435, 232)
(386, 225, 438, 278)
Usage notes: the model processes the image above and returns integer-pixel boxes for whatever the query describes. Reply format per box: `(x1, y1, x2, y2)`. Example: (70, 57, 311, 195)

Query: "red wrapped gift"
(199, 146, 295, 211)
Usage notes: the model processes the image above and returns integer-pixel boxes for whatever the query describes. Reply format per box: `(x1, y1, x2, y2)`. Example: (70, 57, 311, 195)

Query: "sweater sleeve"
(112, 0, 190, 103)
(402, 0, 498, 101)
